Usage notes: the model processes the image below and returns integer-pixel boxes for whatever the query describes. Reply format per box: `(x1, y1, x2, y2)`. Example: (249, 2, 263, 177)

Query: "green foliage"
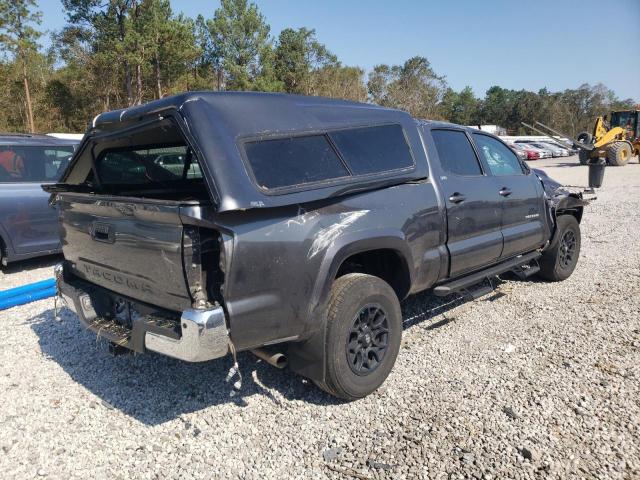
(0, 0, 42, 56)
(368, 56, 447, 119)
(0, 0, 636, 134)
(207, 0, 276, 91)
(440, 86, 480, 125)
(274, 27, 337, 94)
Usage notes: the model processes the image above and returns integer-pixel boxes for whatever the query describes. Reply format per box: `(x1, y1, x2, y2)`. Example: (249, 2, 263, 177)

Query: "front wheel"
(315, 273, 402, 400)
(606, 141, 632, 166)
(538, 215, 581, 281)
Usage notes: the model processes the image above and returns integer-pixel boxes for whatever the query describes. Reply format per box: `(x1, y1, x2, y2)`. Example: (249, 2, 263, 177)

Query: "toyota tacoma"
(46, 92, 589, 400)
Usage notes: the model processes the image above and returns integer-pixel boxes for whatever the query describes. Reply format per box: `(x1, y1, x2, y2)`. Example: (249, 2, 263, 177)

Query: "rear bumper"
(56, 264, 229, 362)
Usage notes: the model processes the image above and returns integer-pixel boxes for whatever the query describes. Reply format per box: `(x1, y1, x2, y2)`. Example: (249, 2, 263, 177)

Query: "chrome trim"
(145, 307, 229, 362)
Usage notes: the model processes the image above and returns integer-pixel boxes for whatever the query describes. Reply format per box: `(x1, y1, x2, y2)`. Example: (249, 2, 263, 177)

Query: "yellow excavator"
(524, 109, 640, 166)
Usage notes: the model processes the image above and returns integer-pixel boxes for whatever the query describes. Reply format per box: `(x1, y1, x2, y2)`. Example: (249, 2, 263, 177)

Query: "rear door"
(471, 133, 546, 259)
(0, 145, 74, 255)
(429, 128, 503, 277)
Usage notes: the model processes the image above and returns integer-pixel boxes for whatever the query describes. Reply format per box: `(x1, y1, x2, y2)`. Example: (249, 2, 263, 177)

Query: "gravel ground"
(1, 155, 639, 479)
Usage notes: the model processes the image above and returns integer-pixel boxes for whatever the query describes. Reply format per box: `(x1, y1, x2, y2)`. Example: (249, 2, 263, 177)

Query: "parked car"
(538, 141, 570, 157)
(0, 134, 79, 266)
(508, 142, 540, 161)
(532, 142, 562, 157)
(515, 141, 553, 158)
(530, 142, 565, 157)
(507, 142, 527, 161)
(50, 92, 589, 400)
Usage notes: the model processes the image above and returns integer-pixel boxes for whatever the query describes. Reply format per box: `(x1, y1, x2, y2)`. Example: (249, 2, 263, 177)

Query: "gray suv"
(0, 134, 78, 266)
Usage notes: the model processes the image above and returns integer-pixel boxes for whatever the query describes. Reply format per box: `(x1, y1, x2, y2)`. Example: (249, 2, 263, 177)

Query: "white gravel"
(1, 155, 639, 479)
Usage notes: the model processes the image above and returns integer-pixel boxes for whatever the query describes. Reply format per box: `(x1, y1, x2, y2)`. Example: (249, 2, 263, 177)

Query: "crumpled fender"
(532, 168, 588, 240)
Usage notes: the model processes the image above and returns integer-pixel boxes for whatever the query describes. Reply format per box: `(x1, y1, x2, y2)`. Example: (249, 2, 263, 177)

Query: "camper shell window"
(243, 124, 415, 192)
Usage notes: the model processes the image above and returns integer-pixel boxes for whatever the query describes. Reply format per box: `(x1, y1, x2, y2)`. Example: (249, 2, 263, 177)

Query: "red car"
(509, 142, 540, 161)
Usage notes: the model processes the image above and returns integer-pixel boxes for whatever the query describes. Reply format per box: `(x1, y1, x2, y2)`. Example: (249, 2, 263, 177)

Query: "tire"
(606, 141, 632, 166)
(538, 215, 581, 282)
(315, 273, 402, 400)
(577, 132, 592, 145)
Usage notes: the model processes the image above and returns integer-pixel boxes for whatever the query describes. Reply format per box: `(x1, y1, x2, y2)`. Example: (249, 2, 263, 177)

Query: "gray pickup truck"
(47, 92, 589, 400)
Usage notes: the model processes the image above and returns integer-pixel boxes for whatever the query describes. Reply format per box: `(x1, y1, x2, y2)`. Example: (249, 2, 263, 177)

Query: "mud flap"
(286, 317, 327, 384)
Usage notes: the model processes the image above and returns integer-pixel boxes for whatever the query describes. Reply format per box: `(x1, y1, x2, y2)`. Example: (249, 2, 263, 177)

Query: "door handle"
(499, 188, 512, 197)
(448, 193, 466, 204)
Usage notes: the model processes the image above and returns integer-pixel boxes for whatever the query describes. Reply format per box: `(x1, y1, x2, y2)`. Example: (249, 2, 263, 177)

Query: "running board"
(433, 252, 541, 297)
(513, 260, 540, 280)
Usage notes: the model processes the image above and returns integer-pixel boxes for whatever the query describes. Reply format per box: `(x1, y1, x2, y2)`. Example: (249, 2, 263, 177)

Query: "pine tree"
(0, 0, 42, 132)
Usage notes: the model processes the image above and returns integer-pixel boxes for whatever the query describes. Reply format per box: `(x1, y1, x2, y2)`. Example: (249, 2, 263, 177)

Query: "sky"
(37, 0, 640, 101)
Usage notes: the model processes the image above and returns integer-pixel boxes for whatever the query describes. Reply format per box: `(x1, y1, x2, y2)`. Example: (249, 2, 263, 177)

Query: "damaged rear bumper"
(56, 264, 229, 362)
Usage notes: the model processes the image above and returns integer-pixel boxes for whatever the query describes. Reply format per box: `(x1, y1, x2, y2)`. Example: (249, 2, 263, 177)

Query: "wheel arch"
(554, 195, 585, 223)
(311, 230, 414, 315)
(0, 225, 12, 266)
(288, 230, 414, 384)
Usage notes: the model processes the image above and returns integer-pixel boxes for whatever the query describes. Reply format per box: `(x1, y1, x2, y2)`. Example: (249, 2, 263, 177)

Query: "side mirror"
(587, 158, 606, 189)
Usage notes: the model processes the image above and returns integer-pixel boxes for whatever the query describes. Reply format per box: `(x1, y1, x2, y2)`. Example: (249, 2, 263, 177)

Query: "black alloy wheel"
(346, 304, 389, 376)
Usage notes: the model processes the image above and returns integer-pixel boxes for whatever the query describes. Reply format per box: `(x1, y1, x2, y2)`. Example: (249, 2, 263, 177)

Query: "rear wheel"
(538, 215, 581, 281)
(315, 273, 402, 400)
(606, 141, 632, 166)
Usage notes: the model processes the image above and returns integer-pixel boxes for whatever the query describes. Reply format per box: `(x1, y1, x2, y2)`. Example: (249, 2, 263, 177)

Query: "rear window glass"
(244, 135, 349, 190)
(329, 124, 413, 175)
(96, 145, 202, 185)
(0, 145, 75, 183)
(431, 130, 482, 176)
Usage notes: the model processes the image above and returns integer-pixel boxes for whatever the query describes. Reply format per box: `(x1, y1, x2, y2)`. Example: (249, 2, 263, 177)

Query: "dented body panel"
(49, 92, 586, 371)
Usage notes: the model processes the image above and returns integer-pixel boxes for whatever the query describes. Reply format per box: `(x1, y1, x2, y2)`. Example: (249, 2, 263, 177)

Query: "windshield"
(610, 111, 638, 138)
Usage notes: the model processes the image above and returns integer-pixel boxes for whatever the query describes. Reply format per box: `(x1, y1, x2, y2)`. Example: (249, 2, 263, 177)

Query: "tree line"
(0, 0, 636, 136)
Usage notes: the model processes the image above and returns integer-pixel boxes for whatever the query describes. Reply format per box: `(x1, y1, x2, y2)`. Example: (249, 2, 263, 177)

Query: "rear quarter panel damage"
(207, 181, 443, 351)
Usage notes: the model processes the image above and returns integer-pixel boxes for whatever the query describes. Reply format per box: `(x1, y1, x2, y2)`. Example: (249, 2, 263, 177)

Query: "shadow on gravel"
(28, 287, 478, 424)
(28, 307, 343, 425)
(544, 162, 584, 168)
(1, 253, 62, 275)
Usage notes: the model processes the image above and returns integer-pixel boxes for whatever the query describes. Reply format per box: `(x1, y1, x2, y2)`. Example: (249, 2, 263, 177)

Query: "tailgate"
(58, 194, 192, 311)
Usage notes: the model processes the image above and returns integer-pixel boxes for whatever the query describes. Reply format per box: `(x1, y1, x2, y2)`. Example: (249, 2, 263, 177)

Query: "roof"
(0, 133, 79, 147)
(47, 133, 85, 141)
(81, 91, 430, 212)
(92, 91, 406, 134)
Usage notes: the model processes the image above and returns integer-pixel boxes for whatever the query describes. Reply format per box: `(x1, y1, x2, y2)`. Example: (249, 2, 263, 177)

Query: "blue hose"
(0, 279, 57, 310)
(0, 278, 56, 301)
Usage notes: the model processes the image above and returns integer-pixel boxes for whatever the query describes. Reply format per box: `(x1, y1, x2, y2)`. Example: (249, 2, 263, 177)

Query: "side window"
(43, 148, 75, 180)
(431, 129, 482, 176)
(244, 135, 349, 190)
(329, 124, 414, 175)
(0, 146, 75, 182)
(472, 134, 524, 176)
